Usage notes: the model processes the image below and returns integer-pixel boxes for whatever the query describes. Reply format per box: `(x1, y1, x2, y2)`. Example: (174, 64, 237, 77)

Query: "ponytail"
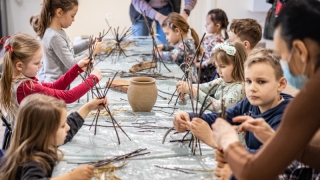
(0, 33, 41, 120)
(30, 0, 79, 39)
(0, 51, 14, 118)
(30, 0, 52, 38)
(190, 28, 202, 57)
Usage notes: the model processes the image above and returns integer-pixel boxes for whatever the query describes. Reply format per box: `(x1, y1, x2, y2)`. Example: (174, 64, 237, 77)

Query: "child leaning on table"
(0, 33, 102, 124)
(0, 94, 108, 179)
(30, 0, 103, 82)
(174, 48, 292, 153)
(157, 12, 201, 82)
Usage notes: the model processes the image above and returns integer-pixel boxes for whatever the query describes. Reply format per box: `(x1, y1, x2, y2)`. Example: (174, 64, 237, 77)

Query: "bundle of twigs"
(106, 26, 139, 64)
(68, 148, 150, 166)
(78, 71, 131, 144)
(140, 10, 171, 73)
(162, 33, 223, 155)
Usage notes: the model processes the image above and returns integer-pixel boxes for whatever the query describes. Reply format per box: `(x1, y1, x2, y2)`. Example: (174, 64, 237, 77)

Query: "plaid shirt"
(277, 161, 320, 180)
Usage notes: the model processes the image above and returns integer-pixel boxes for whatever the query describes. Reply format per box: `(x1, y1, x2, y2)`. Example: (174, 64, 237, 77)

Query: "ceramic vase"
(127, 77, 158, 112)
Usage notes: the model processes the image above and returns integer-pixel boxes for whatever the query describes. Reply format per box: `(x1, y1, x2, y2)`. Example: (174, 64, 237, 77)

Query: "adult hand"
(180, 11, 189, 21)
(190, 118, 216, 148)
(93, 42, 103, 55)
(214, 163, 233, 180)
(90, 68, 102, 80)
(68, 165, 94, 180)
(155, 12, 167, 26)
(215, 148, 226, 164)
(173, 111, 191, 132)
(78, 57, 94, 71)
(212, 118, 239, 151)
(233, 116, 275, 144)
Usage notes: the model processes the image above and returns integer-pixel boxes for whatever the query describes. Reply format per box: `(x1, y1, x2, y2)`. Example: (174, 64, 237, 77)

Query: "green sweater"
(194, 78, 245, 112)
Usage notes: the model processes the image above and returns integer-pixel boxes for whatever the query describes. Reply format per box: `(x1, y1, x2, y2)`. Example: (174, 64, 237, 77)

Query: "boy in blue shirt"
(173, 48, 292, 153)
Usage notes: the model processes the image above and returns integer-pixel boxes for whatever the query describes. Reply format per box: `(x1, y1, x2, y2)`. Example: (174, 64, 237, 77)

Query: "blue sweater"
(190, 93, 292, 152)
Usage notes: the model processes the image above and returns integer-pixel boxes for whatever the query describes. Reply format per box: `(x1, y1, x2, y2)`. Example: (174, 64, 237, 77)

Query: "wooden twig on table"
(119, 71, 181, 80)
(68, 148, 150, 167)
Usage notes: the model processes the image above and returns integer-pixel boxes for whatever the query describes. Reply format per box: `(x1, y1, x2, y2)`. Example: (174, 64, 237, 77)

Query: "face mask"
(280, 49, 308, 90)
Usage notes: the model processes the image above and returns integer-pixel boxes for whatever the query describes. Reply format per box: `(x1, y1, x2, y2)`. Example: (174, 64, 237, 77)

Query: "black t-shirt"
(15, 161, 53, 180)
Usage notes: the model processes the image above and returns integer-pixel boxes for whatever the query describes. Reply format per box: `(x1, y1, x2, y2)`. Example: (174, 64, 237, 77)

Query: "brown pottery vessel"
(127, 77, 158, 112)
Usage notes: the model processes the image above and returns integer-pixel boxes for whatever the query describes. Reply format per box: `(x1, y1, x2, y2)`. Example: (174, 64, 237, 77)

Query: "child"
(0, 33, 102, 123)
(173, 48, 292, 154)
(228, 18, 262, 54)
(176, 40, 247, 113)
(196, 9, 229, 83)
(0, 94, 107, 179)
(157, 12, 201, 82)
(30, 0, 102, 82)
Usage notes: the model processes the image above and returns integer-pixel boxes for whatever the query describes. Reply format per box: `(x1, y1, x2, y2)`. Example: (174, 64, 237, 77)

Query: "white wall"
(6, 0, 270, 43)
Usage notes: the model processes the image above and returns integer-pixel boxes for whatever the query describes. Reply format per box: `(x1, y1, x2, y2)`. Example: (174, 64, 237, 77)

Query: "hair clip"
(5, 45, 13, 53)
(214, 41, 236, 56)
(0, 36, 11, 44)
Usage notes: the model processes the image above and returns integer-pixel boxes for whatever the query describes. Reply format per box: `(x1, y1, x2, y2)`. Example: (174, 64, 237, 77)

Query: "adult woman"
(210, 0, 320, 179)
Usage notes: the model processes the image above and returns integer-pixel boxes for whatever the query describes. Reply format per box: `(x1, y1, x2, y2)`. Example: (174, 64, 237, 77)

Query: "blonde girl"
(157, 12, 201, 82)
(0, 33, 101, 122)
(0, 94, 107, 179)
(176, 40, 247, 112)
(30, 0, 102, 82)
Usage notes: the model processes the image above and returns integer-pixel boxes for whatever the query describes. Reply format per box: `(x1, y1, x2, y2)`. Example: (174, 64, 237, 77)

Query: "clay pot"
(127, 77, 158, 112)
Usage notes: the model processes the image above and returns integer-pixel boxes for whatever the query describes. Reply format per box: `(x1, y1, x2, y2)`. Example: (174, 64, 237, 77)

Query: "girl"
(197, 9, 229, 83)
(157, 12, 201, 82)
(0, 94, 107, 179)
(30, 0, 102, 82)
(176, 40, 247, 112)
(0, 33, 102, 123)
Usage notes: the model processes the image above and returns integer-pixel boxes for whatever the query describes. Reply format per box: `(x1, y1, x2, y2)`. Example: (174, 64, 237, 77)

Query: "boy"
(173, 48, 291, 153)
(228, 18, 262, 54)
(208, 18, 262, 81)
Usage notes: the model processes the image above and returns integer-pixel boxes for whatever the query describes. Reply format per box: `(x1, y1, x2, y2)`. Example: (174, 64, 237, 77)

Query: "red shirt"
(16, 64, 99, 104)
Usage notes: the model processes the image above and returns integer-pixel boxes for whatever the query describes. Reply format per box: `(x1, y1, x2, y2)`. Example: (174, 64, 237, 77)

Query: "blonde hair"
(162, 12, 202, 57)
(30, 0, 78, 38)
(0, 94, 66, 179)
(0, 33, 41, 120)
(211, 40, 247, 82)
(244, 48, 283, 80)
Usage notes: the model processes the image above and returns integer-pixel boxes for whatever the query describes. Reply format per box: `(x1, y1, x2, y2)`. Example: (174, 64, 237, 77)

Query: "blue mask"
(280, 60, 308, 90)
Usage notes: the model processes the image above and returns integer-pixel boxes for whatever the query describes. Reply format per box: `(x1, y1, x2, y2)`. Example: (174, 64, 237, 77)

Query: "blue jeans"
(131, 4, 172, 44)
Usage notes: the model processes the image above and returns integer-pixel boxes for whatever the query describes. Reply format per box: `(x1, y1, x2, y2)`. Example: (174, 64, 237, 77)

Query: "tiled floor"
(0, 84, 299, 147)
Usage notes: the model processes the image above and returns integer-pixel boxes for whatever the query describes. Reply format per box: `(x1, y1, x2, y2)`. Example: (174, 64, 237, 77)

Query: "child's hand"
(78, 57, 94, 71)
(190, 118, 216, 148)
(93, 42, 103, 55)
(69, 165, 94, 180)
(179, 92, 186, 102)
(90, 68, 102, 80)
(176, 81, 197, 95)
(156, 44, 164, 52)
(173, 111, 191, 132)
(88, 98, 108, 111)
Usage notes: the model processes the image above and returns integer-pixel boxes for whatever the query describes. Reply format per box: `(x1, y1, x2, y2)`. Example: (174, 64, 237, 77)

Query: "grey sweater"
(40, 28, 88, 82)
